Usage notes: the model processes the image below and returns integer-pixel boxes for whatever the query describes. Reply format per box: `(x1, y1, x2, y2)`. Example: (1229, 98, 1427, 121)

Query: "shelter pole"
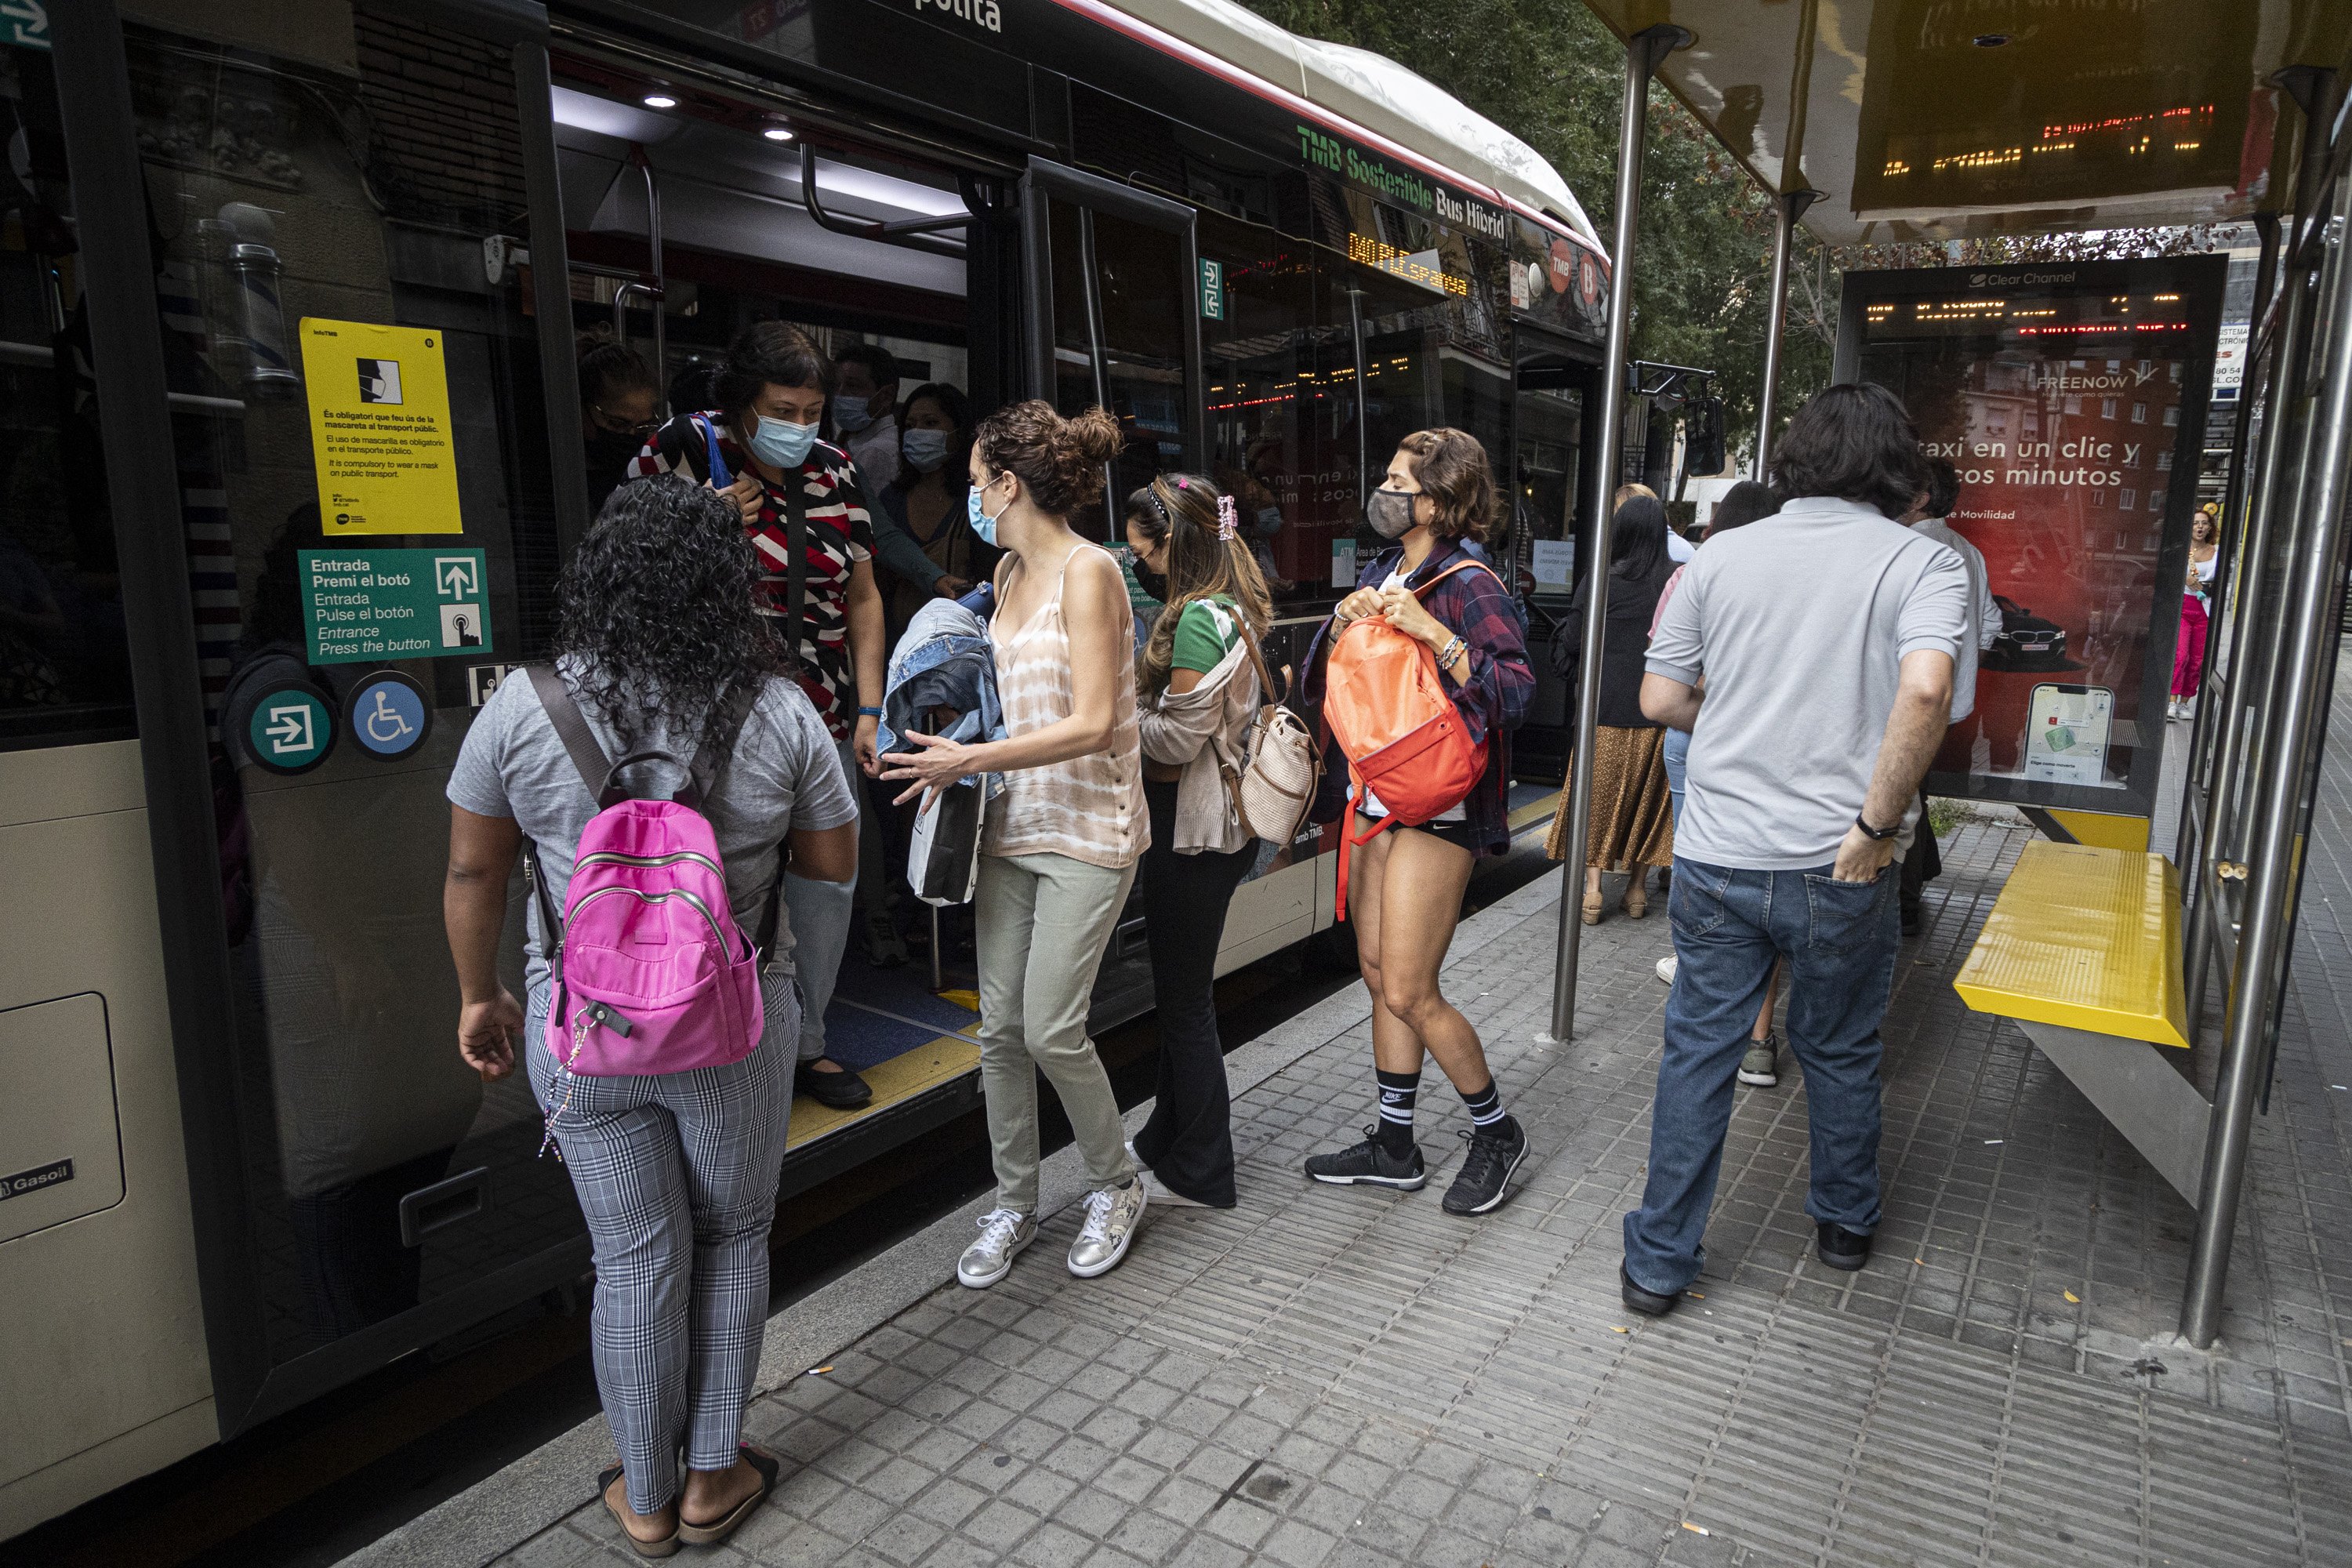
(2182, 165, 2352, 1349)
(1540, 21, 1690, 1046)
(2176, 212, 2279, 879)
(1752, 189, 1820, 479)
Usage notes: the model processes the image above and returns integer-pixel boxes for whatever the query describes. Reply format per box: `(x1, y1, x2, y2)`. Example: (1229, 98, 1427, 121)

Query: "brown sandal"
(1581, 891, 1605, 925)
(600, 1465, 680, 1559)
(677, 1446, 782, 1548)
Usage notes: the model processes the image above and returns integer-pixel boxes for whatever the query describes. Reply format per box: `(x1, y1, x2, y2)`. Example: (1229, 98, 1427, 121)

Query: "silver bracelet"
(1438, 635, 1467, 670)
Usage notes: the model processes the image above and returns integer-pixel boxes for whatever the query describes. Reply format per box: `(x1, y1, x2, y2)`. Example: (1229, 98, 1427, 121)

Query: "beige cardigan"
(1137, 636, 1261, 855)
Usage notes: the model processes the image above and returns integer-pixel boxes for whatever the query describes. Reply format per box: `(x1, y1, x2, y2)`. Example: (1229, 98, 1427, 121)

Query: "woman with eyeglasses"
(576, 332, 659, 516)
(628, 322, 887, 1114)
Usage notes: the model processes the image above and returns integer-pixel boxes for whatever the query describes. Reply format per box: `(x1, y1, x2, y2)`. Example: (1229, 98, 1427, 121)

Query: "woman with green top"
(1122, 474, 1272, 1207)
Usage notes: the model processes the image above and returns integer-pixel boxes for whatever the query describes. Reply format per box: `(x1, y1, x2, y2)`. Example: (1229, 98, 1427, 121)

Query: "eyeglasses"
(593, 405, 661, 438)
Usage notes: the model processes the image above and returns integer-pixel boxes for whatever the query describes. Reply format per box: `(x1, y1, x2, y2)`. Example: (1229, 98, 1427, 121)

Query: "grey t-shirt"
(1911, 515, 2001, 721)
(446, 662, 857, 989)
(1646, 495, 1969, 870)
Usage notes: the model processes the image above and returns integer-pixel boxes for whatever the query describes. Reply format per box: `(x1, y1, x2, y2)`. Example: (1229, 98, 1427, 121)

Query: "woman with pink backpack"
(442, 478, 858, 1556)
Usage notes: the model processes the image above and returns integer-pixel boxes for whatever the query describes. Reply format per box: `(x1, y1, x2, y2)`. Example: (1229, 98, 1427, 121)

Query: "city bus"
(4, 0, 1608, 1534)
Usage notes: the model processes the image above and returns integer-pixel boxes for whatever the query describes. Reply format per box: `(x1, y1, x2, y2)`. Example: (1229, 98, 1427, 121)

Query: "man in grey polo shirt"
(1621, 384, 1969, 1316)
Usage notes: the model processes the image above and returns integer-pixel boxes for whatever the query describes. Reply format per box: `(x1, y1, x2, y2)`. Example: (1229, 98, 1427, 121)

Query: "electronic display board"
(1834, 256, 2227, 819)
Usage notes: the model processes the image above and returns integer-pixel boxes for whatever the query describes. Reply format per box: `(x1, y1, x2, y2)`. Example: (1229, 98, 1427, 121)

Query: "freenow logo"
(2029, 365, 2160, 391)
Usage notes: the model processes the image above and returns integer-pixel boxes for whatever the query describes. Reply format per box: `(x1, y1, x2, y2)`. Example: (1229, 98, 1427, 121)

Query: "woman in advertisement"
(2170, 506, 2219, 720)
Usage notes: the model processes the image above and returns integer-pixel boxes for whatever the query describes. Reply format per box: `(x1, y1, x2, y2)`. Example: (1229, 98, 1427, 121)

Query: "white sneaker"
(1143, 1170, 1212, 1209)
(1655, 953, 1678, 985)
(1068, 1181, 1146, 1277)
(956, 1207, 1036, 1289)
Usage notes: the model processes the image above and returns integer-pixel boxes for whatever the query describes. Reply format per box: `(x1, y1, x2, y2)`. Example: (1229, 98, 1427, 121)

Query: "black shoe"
(796, 1058, 873, 1109)
(1305, 1127, 1426, 1189)
(1900, 899, 1922, 936)
(1442, 1116, 1527, 1216)
(1817, 1221, 1872, 1272)
(1620, 1264, 1679, 1317)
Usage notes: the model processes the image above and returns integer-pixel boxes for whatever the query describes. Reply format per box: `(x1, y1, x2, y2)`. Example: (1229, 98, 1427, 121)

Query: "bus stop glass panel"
(127, 2, 578, 1363)
(0, 42, 134, 751)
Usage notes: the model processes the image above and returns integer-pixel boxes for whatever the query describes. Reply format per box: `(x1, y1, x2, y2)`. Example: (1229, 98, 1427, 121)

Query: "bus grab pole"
(1752, 189, 1821, 481)
(1542, 22, 1689, 1046)
(2182, 165, 2352, 1349)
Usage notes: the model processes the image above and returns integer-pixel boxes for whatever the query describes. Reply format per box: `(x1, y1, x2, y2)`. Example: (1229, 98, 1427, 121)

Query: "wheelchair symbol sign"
(346, 671, 431, 761)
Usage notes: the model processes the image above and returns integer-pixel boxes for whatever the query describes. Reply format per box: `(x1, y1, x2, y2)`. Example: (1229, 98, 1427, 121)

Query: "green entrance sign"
(245, 684, 333, 775)
(1199, 257, 1225, 321)
(299, 547, 492, 665)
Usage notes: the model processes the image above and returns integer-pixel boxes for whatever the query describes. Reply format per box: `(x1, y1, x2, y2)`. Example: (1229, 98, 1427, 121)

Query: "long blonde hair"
(1127, 472, 1272, 697)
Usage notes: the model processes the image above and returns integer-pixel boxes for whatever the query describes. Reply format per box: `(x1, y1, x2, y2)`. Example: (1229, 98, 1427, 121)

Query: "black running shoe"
(1817, 1221, 1872, 1272)
(1442, 1116, 1527, 1215)
(1305, 1127, 1426, 1189)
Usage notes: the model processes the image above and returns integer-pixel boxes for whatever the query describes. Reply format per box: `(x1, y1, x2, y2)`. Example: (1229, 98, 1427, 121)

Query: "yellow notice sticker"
(300, 318, 463, 535)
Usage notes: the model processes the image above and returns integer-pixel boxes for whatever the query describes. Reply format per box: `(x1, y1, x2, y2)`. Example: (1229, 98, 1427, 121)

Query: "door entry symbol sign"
(434, 556, 477, 597)
(439, 604, 483, 648)
(245, 684, 334, 775)
(347, 670, 430, 761)
(300, 547, 492, 664)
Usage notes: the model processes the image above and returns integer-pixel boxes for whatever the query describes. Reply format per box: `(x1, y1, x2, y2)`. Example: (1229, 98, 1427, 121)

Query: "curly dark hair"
(550, 477, 786, 760)
(1771, 383, 1929, 519)
(972, 399, 1123, 515)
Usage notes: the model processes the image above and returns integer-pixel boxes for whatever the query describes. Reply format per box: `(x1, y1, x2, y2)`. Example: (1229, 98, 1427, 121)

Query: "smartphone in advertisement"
(2024, 683, 2115, 786)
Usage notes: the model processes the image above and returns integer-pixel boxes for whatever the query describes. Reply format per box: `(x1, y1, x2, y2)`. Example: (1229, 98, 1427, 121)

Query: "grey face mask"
(1366, 487, 1418, 539)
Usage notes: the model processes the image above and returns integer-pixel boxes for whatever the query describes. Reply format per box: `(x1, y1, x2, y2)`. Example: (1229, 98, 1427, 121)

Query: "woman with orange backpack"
(1300, 427, 1534, 1215)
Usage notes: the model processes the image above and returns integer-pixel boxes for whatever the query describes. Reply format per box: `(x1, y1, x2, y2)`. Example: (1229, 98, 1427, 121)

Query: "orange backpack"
(1323, 560, 1497, 919)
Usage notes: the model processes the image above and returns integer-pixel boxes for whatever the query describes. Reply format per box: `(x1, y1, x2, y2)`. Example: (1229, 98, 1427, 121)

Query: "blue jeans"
(1623, 855, 1898, 1295)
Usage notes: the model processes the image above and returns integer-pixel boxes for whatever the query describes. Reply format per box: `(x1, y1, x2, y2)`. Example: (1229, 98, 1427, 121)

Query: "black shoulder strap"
(528, 664, 612, 800)
(686, 677, 764, 808)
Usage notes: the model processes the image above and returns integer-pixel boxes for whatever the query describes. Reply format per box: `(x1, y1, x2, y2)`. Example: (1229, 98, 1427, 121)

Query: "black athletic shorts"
(1356, 812, 1479, 855)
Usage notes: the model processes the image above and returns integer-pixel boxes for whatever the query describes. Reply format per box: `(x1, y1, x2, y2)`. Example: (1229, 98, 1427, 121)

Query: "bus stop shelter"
(1549, 0, 2352, 1349)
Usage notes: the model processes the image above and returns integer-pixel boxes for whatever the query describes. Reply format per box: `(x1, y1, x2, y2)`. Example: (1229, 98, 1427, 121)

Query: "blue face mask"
(746, 413, 819, 470)
(832, 397, 876, 435)
(968, 477, 1010, 545)
(902, 426, 953, 473)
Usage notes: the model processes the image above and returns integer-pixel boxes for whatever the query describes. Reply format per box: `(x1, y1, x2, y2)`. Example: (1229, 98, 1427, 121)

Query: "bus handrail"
(799, 142, 973, 257)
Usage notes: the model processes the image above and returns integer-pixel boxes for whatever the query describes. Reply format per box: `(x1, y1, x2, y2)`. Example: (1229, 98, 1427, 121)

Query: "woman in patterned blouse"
(626, 322, 886, 1111)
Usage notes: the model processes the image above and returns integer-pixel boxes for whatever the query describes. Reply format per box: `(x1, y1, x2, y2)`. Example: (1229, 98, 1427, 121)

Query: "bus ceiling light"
(643, 93, 678, 109)
(764, 125, 796, 142)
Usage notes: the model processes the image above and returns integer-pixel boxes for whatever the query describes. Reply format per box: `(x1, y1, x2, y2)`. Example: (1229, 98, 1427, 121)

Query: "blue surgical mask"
(902, 427, 953, 474)
(833, 397, 876, 435)
(746, 413, 819, 470)
(1256, 504, 1283, 536)
(967, 477, 1010, 545)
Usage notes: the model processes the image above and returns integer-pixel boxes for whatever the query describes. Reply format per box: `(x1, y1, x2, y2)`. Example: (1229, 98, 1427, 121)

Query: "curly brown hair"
(972, 399, 1123, 517)
(1396, 427, 1496, 543)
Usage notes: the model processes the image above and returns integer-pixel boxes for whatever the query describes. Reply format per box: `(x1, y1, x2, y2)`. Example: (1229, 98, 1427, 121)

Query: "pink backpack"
(523, 666, 775, 1079)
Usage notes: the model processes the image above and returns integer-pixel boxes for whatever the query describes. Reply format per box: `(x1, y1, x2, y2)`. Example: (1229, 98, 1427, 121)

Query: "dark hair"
(1125, 472, 1272, 696)
(1770, 383, 1929, 519)
(972, 398, 1123, 516)
(551, 477, 786, 759)
(576, 332, 656, 409)
(835, 341, 900, 390)
(669, 360, 718, 416)
(891, 381, 974, 492)
(1395, 427, 1496, 542)
(1706, 480, 1779, 537)
(1922, 456, 1961, 518)
(1610, 493, 1668, 579)
(712, 321, 833, 419)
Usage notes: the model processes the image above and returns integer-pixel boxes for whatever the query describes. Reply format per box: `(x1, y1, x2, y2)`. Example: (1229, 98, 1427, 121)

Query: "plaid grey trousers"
(527, 978, 796, 1514)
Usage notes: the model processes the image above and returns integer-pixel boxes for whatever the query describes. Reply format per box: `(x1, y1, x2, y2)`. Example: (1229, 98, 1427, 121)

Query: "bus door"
(1018, 159, 1206, 543)
(1511, 336, 1599, 779)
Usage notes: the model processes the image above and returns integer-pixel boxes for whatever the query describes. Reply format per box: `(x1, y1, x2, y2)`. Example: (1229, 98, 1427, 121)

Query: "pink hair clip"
(1216, 493, 1240, 540)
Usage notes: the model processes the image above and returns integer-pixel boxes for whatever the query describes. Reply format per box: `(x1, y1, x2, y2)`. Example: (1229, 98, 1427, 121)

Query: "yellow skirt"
(1544, 724, 1675, 870)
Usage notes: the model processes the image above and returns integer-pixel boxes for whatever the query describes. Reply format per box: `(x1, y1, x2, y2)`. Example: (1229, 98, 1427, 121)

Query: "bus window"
(123, 0, 575, 1361)
(0, 43, 134, 751)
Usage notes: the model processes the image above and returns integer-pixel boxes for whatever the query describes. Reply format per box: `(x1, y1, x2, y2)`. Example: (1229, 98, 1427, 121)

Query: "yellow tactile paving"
(1953, 840, 2189, 1048)
(786, 1033, 983, 1149)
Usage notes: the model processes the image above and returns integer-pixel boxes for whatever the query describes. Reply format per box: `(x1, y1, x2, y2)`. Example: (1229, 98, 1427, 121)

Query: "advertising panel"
(1836, 257, 2227, 818)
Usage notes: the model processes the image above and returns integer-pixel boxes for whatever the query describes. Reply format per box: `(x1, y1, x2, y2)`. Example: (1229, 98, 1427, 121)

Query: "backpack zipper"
(576, 849, 723, 876)
(569, 884, 728, 947)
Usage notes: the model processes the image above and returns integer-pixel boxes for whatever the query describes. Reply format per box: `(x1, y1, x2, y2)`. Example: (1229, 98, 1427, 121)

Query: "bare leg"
(1752, 956, 1784, 1041)
(1352, 822, 1486, 1091)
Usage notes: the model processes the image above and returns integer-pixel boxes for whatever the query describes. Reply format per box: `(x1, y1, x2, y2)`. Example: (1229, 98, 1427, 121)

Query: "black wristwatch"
(1853, 813, 1901, 842)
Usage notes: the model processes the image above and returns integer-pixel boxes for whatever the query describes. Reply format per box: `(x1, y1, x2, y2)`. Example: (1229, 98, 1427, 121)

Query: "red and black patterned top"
(628, 412, 877, 739)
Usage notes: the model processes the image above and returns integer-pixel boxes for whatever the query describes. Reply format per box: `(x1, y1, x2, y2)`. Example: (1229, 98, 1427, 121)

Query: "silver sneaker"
(956, 1207, 1036, 1289)
(1737, 1032, 1781, 1087)
(1067, 1180, 1146, 1277)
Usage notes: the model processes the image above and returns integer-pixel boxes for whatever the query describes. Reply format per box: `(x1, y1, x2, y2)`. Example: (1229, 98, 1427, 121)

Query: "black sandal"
(677, 1446, 781, 1548)
(599, 1464, 681, 1559)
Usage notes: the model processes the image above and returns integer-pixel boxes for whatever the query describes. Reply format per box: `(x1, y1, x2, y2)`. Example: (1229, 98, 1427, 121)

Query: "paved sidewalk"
(365, 689, 2352, 1568)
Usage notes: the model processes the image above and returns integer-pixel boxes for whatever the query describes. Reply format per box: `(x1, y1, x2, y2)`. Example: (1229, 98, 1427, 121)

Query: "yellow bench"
(1953, 841, 2209, 1203)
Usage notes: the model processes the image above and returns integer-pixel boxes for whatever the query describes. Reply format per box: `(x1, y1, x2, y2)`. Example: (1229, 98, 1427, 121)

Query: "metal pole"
(1752, 189, 1821, 479)
(1541, 23, 1690, 1046)
(2180, 252, 2310, 1032)
(2181, 166, 2352, 1348)
(2175, 212, 2279, 873)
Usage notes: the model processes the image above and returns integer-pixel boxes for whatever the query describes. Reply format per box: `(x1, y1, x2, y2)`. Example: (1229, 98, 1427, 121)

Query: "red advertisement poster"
(1845, 258, 2224, 815)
